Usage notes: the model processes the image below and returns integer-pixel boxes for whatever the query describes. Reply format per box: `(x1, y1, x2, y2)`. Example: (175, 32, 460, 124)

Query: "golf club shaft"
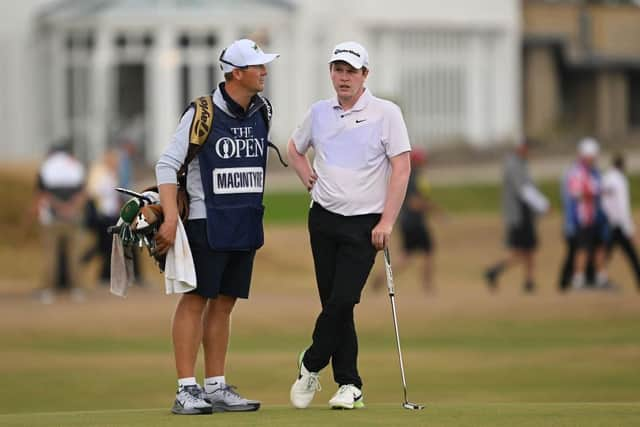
(383, 248, 409, 403)
(115, 187, 154, 204)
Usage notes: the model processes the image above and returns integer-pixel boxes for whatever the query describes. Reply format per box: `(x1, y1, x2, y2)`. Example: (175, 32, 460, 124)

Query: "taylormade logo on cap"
(219, 39, 280, 73)
(329, 41, 369, 69)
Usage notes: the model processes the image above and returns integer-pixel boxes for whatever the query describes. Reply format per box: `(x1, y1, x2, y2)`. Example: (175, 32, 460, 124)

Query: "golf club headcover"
(131, 204, 164, 235)
(120, 198, 141, 224)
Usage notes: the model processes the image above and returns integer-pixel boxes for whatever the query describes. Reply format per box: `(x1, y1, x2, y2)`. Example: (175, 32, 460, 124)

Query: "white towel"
(110, 220, 135, 297)
(164, 218, 197, 294)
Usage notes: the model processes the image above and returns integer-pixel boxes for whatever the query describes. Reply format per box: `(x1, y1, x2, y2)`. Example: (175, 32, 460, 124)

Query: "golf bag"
(108, 189, 167, 271)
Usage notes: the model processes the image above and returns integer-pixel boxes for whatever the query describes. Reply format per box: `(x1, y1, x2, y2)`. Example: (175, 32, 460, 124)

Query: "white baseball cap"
(219, 39, 279, 73)
(329, 41, 369, 69)
(578, 137, 600, 158)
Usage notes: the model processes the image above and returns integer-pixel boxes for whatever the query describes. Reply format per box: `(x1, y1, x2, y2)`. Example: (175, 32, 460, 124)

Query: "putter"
(383, 247, 425, 410)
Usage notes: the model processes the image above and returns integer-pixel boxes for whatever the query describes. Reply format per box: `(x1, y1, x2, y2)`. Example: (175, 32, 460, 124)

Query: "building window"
(401, 66, 466, 143)
(177, 31, 220, 109)
(115, 34, 127, 49)
(64, 30, 94, 159)
(378, 29, 486, 145)
(177, 33, 217, 49)
(117, 64, 145, 118)
(181, 65, 190, 107)
(65, 66, 89, 118)
(114, 33, 154, 53)
(142, 33, 153, 48)
(66, 31, 94, 53)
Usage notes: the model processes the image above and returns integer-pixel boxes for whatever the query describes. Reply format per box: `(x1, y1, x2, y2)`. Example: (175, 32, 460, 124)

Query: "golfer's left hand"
(371, 222, 392, 251)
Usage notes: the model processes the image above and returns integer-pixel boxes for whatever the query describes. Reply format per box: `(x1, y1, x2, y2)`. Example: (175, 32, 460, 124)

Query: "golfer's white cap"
(578, 137, 600, 158)
(219, 39, 279, 73)
(329, 41, 369, 69)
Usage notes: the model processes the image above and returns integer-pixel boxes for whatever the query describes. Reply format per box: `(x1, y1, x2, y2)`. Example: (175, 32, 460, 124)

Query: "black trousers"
(607, 227, 640, 287)
(303, 203, 379, 389)
(559, 234, 596, 291)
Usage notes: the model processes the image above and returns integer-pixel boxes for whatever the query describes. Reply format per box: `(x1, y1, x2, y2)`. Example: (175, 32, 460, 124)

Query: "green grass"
(5, 316, 637, 354)
(263, 174, 640, 224)
(263, 191, 312, 224)
(2, 315, 639, 421)
(261, 184, 506, 224)
(3, 170, 640, 426)
(5, 168, 640, 226)
(2, 403, 639, 427)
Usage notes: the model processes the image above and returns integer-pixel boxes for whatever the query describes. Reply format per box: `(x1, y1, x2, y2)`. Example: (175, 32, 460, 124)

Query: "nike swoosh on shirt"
(355, 119, 367, 124)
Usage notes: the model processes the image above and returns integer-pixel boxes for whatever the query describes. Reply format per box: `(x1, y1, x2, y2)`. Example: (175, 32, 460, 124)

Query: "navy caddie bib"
(197, 99, 269, 251)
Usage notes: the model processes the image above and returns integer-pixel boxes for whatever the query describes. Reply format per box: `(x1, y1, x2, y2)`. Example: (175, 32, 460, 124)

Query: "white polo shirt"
(292, 89, 411, 216)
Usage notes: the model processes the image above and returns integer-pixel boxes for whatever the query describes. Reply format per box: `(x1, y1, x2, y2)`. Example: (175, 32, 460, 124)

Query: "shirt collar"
(218, 82, 263, 118)
(331, 87, 372, 112)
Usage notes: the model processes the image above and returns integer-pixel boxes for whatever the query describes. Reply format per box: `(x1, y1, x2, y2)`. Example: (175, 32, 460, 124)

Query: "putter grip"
(383, 248, 396, 295)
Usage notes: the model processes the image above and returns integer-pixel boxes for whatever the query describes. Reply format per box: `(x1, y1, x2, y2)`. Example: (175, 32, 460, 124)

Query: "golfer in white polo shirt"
(287, 41, 411, 409)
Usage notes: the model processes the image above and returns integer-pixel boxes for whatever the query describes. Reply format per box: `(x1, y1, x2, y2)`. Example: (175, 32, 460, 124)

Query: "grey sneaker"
(204, 384, 260, 412)
(171, 384, 212, 415)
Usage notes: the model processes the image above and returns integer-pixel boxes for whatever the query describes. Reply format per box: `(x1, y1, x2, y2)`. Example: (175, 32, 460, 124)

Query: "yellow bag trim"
(189, 95, 214, 146)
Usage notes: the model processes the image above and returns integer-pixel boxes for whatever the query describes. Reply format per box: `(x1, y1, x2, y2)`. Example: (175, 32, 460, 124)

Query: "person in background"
(602, 153, 640, 291)
(558, 167, 596, 291)
(30, 142, 87, 303)
(371, 146, 441, 293)
(116, 138, 145, 285)
(84, 147, 121, 286)
(484, 140, 549, 293)
(564, 138, 612, 290)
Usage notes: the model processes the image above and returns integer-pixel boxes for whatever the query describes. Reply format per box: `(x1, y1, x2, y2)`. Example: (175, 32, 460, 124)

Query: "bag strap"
(258, 94, 273, 131)
(258, 95, 288, 167)
(177, 95, 214, 180)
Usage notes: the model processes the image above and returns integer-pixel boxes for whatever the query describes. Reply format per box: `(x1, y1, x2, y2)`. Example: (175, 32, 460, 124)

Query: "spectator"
(484, 140, 549, 293)
(602, 153, 640, 290)
(31, 142, 87, 303)
(84, 147, 121, 286)
(558, 166, 596, 290)
(565, 138, 612, 290)
(371, 147, 441, 293)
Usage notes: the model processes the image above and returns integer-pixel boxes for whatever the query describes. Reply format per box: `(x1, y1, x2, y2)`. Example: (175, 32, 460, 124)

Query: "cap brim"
(329, 53, 365, 69)
(220, 53, 280, 73)
(247, 53, 280, 66)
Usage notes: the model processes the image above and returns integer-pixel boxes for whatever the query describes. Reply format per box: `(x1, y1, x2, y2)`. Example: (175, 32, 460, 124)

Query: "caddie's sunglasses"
(334, 48, 361, 58)
(219, 48, 248, 70)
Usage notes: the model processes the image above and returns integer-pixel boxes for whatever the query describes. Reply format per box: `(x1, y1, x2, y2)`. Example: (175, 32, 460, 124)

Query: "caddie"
(154, 38, 279, 415)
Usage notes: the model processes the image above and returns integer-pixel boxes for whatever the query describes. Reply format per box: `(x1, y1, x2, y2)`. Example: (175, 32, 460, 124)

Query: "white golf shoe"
(329, 384, 364, 409)
(290, 350, 321, 408)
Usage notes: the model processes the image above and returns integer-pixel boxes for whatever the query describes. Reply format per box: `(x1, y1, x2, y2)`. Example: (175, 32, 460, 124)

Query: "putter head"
(403, 402, 425, 410)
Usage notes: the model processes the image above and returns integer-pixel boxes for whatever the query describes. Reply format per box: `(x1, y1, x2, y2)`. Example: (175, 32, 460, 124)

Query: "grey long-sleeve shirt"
(502, 153, 548, 227)
(155, 106, 206, 219)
